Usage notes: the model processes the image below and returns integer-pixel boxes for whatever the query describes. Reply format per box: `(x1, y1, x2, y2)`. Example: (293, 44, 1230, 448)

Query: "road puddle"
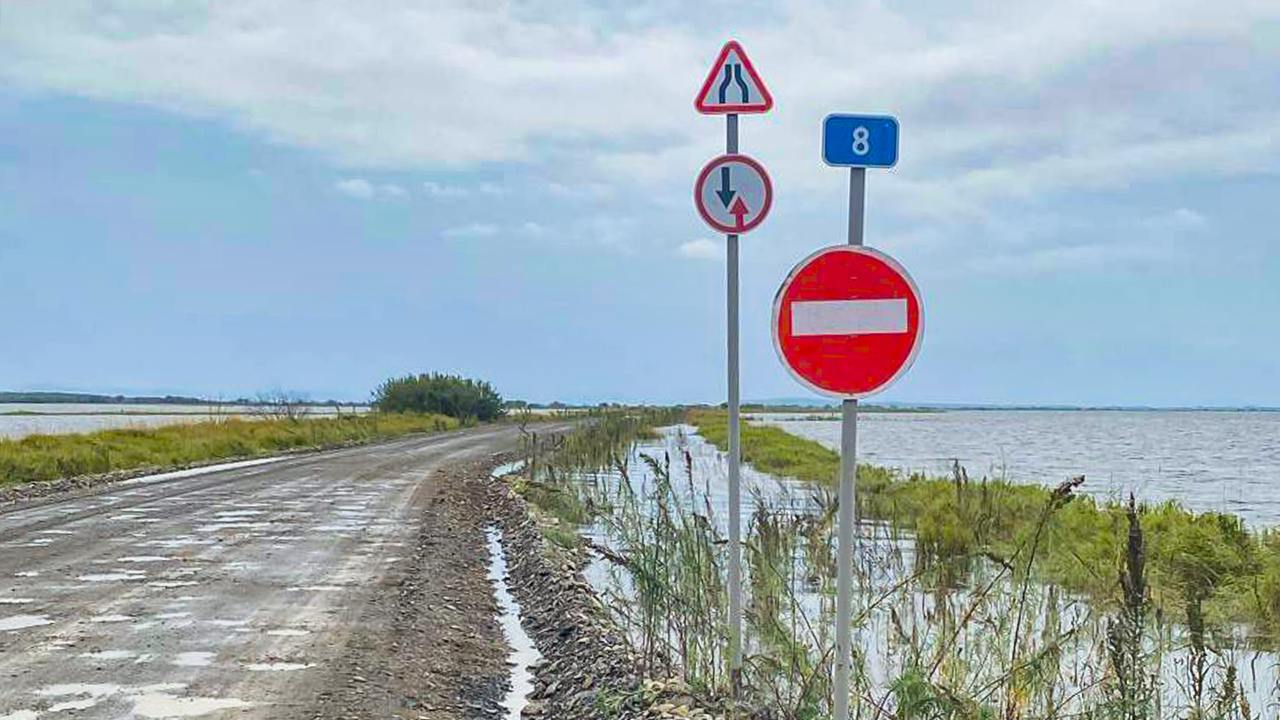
(485, 527, 541, 720)
(171, 651, 215, 667)
(77, 572, 146, 582)
(18, 683, 252, 719)
(0, 615, 53, 631)
(78, 650, 136, 661)
(130, 693, 253, 718)
(244, 661, 313, 671)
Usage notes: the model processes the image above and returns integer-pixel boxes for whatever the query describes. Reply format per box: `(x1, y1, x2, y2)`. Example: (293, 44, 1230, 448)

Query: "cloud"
(5, 0, 1278, 267)
(334, 177, 405, 199)
(334, 177, 375, 199)
(442, 223, 499, 239)
(676, 239, 720, 261)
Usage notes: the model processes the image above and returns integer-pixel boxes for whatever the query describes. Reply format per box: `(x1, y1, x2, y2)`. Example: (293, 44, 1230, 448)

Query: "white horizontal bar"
(791, 299, 908, 336)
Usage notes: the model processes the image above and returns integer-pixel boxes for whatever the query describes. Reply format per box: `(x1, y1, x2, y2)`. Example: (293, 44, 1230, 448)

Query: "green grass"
(692, 410, 1280, 642)
(0, 412, 460, 487)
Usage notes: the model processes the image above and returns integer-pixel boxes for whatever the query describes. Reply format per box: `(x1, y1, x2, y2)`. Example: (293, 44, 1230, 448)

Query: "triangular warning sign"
(695, 40, 773, 114)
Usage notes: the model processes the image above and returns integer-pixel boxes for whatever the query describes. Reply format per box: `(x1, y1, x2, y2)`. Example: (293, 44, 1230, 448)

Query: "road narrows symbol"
(696, 41, 773, 114)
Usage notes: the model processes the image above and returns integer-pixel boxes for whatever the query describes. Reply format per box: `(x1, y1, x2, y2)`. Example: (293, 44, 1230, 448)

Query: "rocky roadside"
(301, 457, 510, 720)
(287, 450, 733, 720)
(485, 457, 727, 720)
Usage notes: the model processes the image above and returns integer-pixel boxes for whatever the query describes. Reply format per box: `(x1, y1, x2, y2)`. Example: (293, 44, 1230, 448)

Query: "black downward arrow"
(716, 167, 734, 207)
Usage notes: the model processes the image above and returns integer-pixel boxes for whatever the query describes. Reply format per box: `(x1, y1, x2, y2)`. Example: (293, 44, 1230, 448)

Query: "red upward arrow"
(729, 196, 750, 230)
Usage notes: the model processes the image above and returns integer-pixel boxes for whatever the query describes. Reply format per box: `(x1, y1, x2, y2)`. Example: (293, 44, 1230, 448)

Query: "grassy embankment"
(0, 413, 459, 487)
(693, 410, 1280, 639)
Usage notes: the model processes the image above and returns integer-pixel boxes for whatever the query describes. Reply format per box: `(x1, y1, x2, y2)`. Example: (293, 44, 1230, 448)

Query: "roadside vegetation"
(508, 408, 1274, 718)
(373, 372, 504, 421)
(695, 410, 1280, 639)
(508, 407, 679, 548)
(0, 413, 458, 487)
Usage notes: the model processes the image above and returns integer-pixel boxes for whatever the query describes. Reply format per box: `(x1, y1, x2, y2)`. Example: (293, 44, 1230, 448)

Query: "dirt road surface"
(0, 424, 560, 720)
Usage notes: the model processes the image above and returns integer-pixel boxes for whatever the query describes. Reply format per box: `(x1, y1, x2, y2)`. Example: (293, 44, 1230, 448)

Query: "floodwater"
(568, 426, 1280, 715)
(756, 410, 1280, 525)
(0, 404, 367, 440)
(485, 527, 542, 720)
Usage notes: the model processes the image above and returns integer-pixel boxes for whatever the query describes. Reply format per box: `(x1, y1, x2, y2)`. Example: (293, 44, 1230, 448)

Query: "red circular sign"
(773, 245, 923, 398)
(693, 154, 773, 235)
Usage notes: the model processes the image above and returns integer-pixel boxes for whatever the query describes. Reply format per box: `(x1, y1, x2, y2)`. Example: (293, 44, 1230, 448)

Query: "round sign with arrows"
(694, 154, 773, 235)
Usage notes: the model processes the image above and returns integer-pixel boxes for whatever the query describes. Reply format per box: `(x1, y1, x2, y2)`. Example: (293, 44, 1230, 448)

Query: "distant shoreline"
(3, 391, 1276, 414)
(0, 391, 368, 407)
(746, 405, 1280, 413)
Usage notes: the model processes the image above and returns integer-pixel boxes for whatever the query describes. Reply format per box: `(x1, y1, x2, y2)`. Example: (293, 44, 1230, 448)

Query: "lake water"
(755, 410, 1280, 526)
(0, 404, 367, 439)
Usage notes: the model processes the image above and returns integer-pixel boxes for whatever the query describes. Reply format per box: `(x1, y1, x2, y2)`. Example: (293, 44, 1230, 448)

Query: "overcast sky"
(2, 2, 1279, 405)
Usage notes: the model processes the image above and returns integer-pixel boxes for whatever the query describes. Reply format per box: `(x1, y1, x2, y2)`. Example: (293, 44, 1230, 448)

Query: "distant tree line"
(0, 392, 211, 405)
(372, 373, 503, 422)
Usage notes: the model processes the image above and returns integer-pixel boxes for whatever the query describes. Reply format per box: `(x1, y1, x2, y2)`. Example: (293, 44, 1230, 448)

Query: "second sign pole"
(834, 165, 866, 720)
(725, 111, 743, 695)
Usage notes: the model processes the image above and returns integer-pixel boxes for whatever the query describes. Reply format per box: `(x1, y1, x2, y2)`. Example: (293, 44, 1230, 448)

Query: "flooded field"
(560, 424, 1280, 716)
(0, 404, 367, 440)
(756, 410, 1280, 526)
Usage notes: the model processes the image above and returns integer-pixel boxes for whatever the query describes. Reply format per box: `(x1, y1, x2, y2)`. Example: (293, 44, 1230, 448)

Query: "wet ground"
(0, 424, 553, 720)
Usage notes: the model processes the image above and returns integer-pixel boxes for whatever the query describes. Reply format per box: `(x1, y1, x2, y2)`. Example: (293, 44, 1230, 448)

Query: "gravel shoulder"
(302, 458, 509, 719)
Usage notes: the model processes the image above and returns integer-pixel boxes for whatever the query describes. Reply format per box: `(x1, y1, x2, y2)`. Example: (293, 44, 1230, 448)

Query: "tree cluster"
(372, 373, 503, 421)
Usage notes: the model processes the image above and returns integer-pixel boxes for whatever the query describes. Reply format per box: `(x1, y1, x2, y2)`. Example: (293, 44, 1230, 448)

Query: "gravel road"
(0, 424, 558, 720)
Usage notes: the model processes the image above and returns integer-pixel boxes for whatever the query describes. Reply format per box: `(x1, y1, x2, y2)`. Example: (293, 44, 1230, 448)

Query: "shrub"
(372, 373, 504, 421)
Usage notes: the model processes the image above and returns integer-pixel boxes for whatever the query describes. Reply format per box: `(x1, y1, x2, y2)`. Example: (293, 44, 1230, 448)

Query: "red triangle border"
(694, 40, 774, 115)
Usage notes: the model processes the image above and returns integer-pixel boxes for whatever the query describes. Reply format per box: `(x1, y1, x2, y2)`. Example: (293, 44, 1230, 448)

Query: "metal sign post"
(773, 114, 917, 719)
(836, 166, 865, 720)
(725, 112, 742, 691)
(694, 39, 774, 694)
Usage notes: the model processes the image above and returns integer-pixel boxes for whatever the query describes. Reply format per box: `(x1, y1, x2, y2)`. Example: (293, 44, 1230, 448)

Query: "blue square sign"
(822, 114, 899, 168)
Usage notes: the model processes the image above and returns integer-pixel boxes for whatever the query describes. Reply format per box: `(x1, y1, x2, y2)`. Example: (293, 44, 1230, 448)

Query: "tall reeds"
(516, 412, 1276, 718)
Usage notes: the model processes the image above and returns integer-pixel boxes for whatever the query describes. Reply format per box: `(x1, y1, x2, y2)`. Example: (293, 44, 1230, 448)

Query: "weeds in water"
(517, 411, 1277, 719)
(695, 410, 1280, 647)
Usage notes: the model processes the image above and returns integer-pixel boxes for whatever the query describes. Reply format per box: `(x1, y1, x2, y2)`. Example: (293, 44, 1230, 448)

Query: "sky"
(2, 1, 1279, 406)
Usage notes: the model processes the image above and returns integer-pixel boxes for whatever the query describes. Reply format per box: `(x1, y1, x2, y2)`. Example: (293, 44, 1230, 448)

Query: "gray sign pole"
(834, 166, 866, 720)
(725, 111, 743, 695)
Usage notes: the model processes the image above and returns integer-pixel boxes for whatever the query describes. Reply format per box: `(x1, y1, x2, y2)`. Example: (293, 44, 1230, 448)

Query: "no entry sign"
(772, 245, 923, 398)
(694, 154, 773, 234)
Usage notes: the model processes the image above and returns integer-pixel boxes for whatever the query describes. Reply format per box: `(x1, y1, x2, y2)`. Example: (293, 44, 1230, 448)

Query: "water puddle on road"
(130, 693, 253, 718)
(0, 615, 53, 631)
(243, 662, 313, 672)
(484, 527, 541, 720)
